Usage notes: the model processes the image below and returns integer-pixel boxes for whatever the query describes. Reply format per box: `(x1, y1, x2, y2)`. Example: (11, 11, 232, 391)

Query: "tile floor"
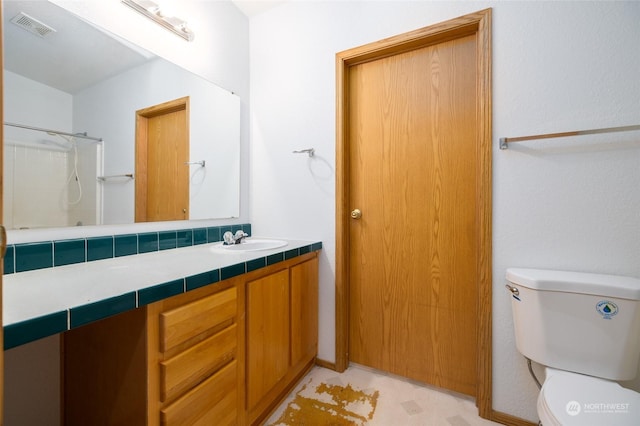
(267, 364, 501, 425)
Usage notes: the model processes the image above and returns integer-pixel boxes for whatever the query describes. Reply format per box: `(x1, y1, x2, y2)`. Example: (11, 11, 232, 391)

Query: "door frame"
(135, 96, 189, 222)
(0, 2, 5, 418)
(335, 9, 493, 418)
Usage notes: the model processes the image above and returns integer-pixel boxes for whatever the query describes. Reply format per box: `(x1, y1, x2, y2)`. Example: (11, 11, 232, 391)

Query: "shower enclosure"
(3, 123, 103, 230)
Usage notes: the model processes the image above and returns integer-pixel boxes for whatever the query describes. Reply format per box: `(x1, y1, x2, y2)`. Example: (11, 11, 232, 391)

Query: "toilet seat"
(537, 369, 640, 425)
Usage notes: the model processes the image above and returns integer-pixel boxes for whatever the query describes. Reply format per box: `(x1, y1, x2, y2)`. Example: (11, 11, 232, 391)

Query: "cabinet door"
(247, 269, 290, 410)
(290, 257, 319, 367)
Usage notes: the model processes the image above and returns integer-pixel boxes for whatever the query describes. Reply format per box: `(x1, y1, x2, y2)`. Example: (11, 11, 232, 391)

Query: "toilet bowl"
(537, 368, 640, 425)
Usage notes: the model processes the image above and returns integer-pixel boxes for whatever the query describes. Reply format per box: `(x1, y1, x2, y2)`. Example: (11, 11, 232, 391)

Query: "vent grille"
(10, 12, 57, 38)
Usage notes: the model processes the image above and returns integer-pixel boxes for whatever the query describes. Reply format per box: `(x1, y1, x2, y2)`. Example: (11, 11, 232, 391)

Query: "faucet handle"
(223, 231, 235, 245)
(234, 230, 249, 242)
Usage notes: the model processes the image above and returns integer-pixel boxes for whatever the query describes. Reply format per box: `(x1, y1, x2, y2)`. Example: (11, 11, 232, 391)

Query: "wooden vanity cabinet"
(247, 269, 290, 412)
(63, 250, 318, 426)
(147, 280, 243, 426)
(64, 278, 244, 426)
(246, 254, 319, 425)
(290, 257, 319, 368)
(64, 305, 149, 425)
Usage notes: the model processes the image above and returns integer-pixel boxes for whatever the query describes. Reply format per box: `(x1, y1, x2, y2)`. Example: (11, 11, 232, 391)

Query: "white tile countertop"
(3, 237, 321, 348)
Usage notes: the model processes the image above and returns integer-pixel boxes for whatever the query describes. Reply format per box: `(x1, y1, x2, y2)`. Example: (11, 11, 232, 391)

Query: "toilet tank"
(506, 268, 640, 380)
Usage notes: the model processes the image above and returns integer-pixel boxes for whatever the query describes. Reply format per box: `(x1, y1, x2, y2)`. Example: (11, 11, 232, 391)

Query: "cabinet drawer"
(160, 323, 237, 402)
(161, 360, 237, 426)
(160, 287, 236, 352)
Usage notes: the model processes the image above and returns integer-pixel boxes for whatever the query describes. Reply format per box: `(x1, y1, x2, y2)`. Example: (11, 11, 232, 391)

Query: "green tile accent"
(2, 231, 322, 349)
(3, 224, 254, 274)
(207, 227, 221, 243)
(87, 237, 114, 261)
(186, 269, 220, 291)
(114, 234, 137, 257)
(70, 292, 136, 329)
(15, 242, 53, 272)
(266, 252, 284, 266)
(4, 311, 68, 350)
(177, 230, 193, 248)
(54, 239, 86, 266)
(138, 232, 159, 253)
(159, 231, 177, 251)
(193, 228, 208, 245)
(299, 245, 311, 255)
(284, 248, 299, 260)
(138, 279, 184, 306)
(219, 225, 233, 236)
(219, 226, 233, 242)
(247, 257, 266, 272)
(221, 262, 245, 280)
(4, 245, 15, 274)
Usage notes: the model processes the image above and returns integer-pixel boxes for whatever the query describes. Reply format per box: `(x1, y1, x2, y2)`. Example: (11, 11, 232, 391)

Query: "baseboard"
(490, 409, 538, 426)
(314, 358, 337, 371)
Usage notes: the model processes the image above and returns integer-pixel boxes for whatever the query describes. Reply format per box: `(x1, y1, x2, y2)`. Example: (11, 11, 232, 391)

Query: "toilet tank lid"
(506, 268, 640, 300)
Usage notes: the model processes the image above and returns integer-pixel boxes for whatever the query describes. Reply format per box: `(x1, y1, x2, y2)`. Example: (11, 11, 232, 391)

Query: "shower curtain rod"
(3, 122, 103, 142)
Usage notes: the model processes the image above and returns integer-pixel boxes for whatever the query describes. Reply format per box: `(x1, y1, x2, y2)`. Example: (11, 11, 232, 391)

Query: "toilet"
(506, 268, 640, 425)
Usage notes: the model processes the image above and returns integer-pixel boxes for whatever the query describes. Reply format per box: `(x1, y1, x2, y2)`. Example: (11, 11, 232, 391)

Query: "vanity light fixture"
(121, 0, 194, 41)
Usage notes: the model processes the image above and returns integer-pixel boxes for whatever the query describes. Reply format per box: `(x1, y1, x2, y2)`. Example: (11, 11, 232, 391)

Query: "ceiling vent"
(10, 12, 57, 38)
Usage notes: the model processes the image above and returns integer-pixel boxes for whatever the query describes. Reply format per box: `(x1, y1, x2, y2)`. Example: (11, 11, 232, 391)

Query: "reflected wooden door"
(347, 34, 480, 396)
(135, 97, 189, 222)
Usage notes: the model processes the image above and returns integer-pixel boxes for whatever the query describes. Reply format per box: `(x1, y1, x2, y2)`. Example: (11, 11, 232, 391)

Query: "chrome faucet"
(223, 230, 249, 245)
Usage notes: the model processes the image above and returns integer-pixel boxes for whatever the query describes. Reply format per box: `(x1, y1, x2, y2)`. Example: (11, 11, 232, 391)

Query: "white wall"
(4, 336, 61, 425)
(249, 0, 640, 422)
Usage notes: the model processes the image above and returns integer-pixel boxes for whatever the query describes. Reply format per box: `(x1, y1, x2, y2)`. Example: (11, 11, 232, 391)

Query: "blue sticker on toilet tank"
(596, 301, 618, 319)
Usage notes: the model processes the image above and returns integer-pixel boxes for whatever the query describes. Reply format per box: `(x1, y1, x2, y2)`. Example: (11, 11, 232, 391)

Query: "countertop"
(3, 237, 321, 349)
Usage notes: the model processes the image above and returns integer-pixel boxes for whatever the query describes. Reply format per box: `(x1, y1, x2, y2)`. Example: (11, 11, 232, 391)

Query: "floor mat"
(269, 377, 380, 425)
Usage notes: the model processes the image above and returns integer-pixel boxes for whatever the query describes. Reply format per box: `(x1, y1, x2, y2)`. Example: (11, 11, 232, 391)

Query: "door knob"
(351, 209, 362, 219)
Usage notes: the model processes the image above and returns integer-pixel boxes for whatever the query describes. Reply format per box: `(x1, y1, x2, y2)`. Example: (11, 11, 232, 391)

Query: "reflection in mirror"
(2, 1, 240, 230)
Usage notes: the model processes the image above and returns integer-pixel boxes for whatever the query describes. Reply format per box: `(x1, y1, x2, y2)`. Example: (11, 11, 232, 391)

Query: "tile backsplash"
(4, 223, 252, 275)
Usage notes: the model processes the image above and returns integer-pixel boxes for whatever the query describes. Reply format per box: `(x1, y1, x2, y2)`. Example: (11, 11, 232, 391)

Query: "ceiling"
(3, 1, 284, 95)
(231, 1, 287, 17)
(3, 1, 153, 94)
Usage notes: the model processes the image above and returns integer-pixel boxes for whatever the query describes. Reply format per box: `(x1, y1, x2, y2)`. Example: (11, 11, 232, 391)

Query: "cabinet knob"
(350, 209, 362, 219)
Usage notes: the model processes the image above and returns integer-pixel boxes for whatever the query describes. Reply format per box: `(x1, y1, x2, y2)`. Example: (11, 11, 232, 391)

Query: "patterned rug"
(269, 377, 380, 425)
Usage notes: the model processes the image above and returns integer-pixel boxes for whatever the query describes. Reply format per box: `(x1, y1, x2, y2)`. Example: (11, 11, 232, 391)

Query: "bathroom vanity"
(4, 236, 321, 425)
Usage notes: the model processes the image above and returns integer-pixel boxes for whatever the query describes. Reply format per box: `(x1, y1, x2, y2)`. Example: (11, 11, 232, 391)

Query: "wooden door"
(336, 10, 492, 403)
(135, 97, 189, 222)
(246, 269, 290, 411)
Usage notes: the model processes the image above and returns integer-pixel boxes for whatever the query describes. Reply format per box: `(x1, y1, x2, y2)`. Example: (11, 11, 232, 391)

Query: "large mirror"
(2, 1, 240, 230)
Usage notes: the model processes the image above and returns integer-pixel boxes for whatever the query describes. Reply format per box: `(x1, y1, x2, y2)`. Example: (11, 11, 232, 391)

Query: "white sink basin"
(212, 238, 288, 252)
